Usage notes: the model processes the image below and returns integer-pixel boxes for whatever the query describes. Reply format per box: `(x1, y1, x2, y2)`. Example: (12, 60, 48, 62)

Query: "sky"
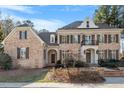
(0, 5, 98, 32)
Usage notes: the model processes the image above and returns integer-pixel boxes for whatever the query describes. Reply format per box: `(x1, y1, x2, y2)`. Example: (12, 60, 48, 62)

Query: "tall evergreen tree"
(110, 6, 119, 27)
(94, 5, 124, 28)
(94, 5, 111, 25)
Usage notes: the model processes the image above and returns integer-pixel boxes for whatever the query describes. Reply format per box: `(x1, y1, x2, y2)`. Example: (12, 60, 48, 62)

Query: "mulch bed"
(46, 68, 105, 83)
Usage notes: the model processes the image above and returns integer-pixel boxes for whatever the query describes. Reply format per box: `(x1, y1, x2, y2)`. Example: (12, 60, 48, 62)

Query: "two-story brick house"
(3, 18, 123, 68)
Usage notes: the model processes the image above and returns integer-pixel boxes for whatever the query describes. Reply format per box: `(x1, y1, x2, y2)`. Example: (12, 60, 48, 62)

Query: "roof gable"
(3, 27, 44, 44)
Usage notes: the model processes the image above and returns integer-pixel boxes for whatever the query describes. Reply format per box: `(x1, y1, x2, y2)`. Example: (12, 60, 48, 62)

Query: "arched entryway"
(48, 49, 57, 64)
(85, 48, 95, 64)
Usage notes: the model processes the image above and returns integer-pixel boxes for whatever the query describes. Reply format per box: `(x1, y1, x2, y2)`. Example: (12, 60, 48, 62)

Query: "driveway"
(104, 77, 124, 84)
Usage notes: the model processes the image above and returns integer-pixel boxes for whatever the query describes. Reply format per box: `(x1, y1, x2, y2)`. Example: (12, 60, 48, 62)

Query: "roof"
(58, 21, 118, 30)
(17, 24, 31, 27)
(38, 32, 59, 46)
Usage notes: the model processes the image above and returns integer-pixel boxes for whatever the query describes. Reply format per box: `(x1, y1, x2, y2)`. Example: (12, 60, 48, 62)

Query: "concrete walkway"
(0, 77, 124, 88)
(0, 82, 124, 88)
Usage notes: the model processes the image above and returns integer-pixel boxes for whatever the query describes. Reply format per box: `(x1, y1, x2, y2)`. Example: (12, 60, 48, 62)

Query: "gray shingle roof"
(38, 32, 59, 46)
(58, 21, 118, 30)
(17, 24, 31, 27)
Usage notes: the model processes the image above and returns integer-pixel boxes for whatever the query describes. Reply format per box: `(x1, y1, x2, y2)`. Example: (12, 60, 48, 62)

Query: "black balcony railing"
(81, 40, 99, 46)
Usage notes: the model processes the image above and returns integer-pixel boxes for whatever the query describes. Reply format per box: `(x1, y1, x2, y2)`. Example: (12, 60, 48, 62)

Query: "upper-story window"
(50, 34, 55, 43)
(86, 21, 89, 28)
(19, 31, 27, 39)
(73, 35, 78, 43)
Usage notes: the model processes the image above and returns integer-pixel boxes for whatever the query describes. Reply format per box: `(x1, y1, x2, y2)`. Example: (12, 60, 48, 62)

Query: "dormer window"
(86, 21, 89, 28)
(50, 34, 55, 43)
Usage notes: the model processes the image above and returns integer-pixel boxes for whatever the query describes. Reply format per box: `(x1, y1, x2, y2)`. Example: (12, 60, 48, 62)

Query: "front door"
(51, 54, 55, 63)
(86, 51, 91, 63)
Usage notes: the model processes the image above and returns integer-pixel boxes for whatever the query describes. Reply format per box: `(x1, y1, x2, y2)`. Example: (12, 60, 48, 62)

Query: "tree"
(39, 29, 49, 32)
(3, 17, 14, 37)
(94, 5, 124, 28)
(109, 6, 119, 27)
(94, 5, 111, 25)
(15, 21, 22, 26)
(0, 26, 4, 53)
(0, 53, 12, 70)
(23, 20, 34, 27)
(118, 6, 124, 28)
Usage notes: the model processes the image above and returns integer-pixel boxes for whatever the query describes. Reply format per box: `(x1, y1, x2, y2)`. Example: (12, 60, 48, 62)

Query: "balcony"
(81, 40, 99, 46)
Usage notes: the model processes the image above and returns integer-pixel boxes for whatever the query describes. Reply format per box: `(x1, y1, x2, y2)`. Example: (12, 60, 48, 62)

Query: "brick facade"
(3, 27, 45, 68)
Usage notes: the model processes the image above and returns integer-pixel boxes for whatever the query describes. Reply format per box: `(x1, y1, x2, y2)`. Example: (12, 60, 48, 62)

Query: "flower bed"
(46, 68, 105, 83)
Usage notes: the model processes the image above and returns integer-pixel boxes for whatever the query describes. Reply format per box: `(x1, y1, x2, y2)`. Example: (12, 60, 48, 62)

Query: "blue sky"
(0, 5, 98, 31)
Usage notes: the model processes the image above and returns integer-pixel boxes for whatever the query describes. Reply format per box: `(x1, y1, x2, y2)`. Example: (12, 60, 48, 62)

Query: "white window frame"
(20, 48, 26, 59)
(50, 34, 55, 43)
(73, 35, 78, 43)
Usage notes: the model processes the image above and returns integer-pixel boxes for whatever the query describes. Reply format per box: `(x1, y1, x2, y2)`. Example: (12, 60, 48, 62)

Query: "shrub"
(98, 59, 124, 68)
(75, 60, 90, 67)
(0, 53, 12, 70)
(55, 60, 64, 68)
(63, 58, 74, 68)
(48, 68, 105, 83)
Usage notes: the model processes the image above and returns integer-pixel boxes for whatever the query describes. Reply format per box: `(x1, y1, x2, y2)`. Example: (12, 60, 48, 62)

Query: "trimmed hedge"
(98, 59, 124, 68)
(55, 60, 90, 68)
(75, 60, 90, 67)
(55, 60, 64, 68)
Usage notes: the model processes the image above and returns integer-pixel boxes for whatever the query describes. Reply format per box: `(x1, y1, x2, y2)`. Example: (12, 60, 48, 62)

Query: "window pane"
(20, 48, 26, 59)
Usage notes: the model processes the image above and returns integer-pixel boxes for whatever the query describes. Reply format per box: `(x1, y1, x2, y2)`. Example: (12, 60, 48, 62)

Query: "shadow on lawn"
(0, 68, 49, 88)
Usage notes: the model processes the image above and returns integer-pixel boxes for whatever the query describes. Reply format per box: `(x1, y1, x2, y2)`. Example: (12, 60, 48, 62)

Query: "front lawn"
(0, 68, 49, 82)
(0, 67, 105, 83)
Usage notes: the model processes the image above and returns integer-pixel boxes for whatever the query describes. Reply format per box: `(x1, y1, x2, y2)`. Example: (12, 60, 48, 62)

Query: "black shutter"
(108, 50, 112, 59)
(92, 35, 95, 44)
(71, 35, 73, 43)
(26, 47, 29, 59)
(25, 31, 27, 39)
(17, 48, 20, 59)
(116, 34, 119, 43)
(104, 50, 107, 59)
(19, 31, 22, 39)
(82, 35, 85, 44)
(97, 34, 100, 43)
(67, 35, 69, 44)
(108, 35, 111, 43)
(78, 35, 80, 43)
(59, 35, 62, 44)
(104, 34, 107, 43)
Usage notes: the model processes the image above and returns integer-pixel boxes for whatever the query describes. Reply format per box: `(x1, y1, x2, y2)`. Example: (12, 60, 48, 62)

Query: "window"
(50, 34, 55, 43)
(85, 36, 91, 44)
(19, 31, 27, 39)
(112, 50, 116, 59)
(111, 35, 116, 42)
(100, 34, 104, 43)
(73, 35, 78, 43)
(17, 47, 29, 59)
(62, 36, 67, 43)
(20, 48, 26, 59)
(86, 21, 89, 28)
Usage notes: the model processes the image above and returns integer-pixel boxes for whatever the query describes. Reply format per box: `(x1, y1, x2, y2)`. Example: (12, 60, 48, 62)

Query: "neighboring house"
(3, 18, 124, 68)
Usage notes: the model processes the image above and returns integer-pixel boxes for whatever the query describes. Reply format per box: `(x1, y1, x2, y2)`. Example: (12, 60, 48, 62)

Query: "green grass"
(0, 69, 54, 82)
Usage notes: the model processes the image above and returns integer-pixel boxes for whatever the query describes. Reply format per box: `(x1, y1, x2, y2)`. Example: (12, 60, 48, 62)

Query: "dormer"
(78, 17, 98, 28)
(50, 34, 55, 43)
